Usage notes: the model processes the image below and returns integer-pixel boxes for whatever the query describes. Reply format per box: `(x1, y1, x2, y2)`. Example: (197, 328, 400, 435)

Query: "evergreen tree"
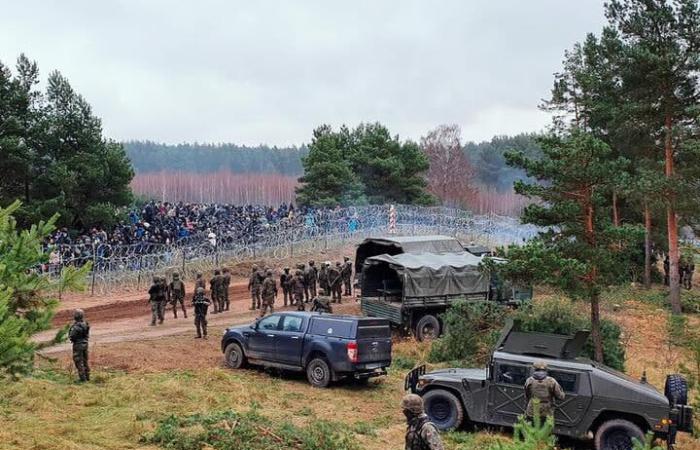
(0, 200, 88, 376)
(605, 0, 700, 313)
(500, 130, 642, 362)
(0, 55, 134, 229)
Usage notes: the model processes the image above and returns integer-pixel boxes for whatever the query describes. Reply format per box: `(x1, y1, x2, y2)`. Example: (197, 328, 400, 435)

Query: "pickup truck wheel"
(415, 315, 441, 342)
(306, 358, 332, 388)
(422, 389, 464, 431)
(224, 342, 246, 369)
(594, 419, 644, 450)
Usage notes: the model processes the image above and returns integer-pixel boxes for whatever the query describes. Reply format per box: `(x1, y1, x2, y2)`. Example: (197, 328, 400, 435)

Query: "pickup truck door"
(274, 315, 305, 367)
(487, 362, 529, 426)
(247, 315, 281, 360)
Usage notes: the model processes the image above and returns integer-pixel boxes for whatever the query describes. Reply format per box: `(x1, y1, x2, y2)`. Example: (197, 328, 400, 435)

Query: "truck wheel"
(306, 358, 332, 388)
(594, 419, 644, 450)
(224, 342, 246, 369)
(664, 374, 688, 405)
(422, 389, 464, 431)
(415, 315, 441, 342)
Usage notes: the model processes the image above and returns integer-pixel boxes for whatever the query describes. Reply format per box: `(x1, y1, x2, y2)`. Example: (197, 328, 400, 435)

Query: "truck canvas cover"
(355, 235, 464, 271)
(364, 252, 489, 298)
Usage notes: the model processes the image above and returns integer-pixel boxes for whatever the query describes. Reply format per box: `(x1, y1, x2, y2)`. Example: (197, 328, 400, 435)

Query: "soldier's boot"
(173, 305, 178, 319)
(182, 302, 188, 319)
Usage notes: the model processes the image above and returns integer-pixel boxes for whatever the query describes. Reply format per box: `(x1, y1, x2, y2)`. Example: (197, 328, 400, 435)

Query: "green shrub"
(514, 297, 626, 371)
(392, 355, 417, 370)
(681, 291, 700, 314)
(143, 409, 359, 450)
(488, 408, 556, 450)
(632, 433, 664, 450)
(429, 301, 506, 364)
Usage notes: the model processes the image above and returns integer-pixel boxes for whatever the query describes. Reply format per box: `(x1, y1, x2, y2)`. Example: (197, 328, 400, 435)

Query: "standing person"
(401, 394, 444, 450)
(524, 361, 565, 424)
(195, 272, 206, 291)
(210, 269, 223, 314)
(685, 258, 695, 290)
(292, 269, 306, 311)
(329, 262, 343, 303)
(318, 262, 329, 296)
(222, 267, 232, 311)
(148, 276, 167, 326)
(307, 260, 318, 298)
(298, 263, 310, 302)
(280, 267, 293, 306)
(342, 256, 353, 296)
(169, 272, 187, 319)
(192, 287, 211, 339)
(248, 265, 262, 310)
(260, 269, 278, 317)
(69, 309, 90, 383)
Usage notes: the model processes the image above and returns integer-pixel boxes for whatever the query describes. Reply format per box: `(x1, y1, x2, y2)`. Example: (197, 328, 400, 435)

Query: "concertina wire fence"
(48, 205, 540, 296)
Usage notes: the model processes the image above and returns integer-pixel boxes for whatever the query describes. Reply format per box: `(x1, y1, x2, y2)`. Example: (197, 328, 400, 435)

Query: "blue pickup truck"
(221, 312, 392, 388)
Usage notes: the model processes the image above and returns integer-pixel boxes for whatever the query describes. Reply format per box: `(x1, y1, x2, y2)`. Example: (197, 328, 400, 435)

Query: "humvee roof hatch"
(495, 320, 590, 360)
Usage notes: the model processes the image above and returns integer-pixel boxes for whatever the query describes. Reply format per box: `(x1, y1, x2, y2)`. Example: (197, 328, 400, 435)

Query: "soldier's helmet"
(336, 261, 341, 266)
(344, 256, 350, 261)
(195, 287, 205, 295)
(266, 269, 273, 276)
(223, 267, 229, 273)
(264, 265, 270, 271)
(252, 264, 258, 271)
(309, 260, 315, 265)
(284, 267, 290, 272)
(73, 309, 85, 321)
(196, 272, 203, 278)
(533, 360, 548, 371)
(401, 394, 424, 414)
(172, 272, 179, 280)
(295, 270, 303, 276)
(153, 276, 159, 283)
(325, 261, 331, 266)
(214, 269, 221, 275)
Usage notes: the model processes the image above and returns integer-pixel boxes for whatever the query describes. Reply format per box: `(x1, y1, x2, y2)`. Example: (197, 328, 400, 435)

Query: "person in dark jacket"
(69, 309, 90, 382)
(168, 272, 187, 319)
(192, 287, 211, 339)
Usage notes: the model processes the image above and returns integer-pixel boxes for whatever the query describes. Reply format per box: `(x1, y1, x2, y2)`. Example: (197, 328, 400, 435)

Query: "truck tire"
(422, 389, 464, 431)
(664, 374, 688, 406)
(415, 315, 441, 342)
(594, 419, 644, 450)
(306, 357, 332, 388)
(224, 342, 246, 369)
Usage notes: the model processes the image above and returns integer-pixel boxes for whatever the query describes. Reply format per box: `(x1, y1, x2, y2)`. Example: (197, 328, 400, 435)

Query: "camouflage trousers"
(171, 295, 187, 318)
(260, 296, 275, 317)
(251, 287, 261, 309)
(72, 343, 90, 382)
(282, 288, 291, 306)
(151, 300, 166, 325)
(343, 278, 352, 296)
(222, 286, 230, 311)
(194, 314, 208, 338)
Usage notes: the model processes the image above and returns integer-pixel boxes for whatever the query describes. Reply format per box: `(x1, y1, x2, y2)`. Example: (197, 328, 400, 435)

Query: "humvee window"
(549, 370, 578, 393)
(497, 364, 528, 386)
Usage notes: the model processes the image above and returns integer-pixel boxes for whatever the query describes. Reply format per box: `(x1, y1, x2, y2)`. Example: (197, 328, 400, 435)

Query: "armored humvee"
(405, 322, 693, 450)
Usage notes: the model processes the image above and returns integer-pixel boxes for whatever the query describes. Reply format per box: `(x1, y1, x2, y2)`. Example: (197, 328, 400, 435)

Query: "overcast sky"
(1, 1, 606, 146)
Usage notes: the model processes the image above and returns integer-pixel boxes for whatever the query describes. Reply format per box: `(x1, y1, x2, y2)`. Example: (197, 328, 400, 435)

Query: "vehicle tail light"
(347, 341, 358, 363)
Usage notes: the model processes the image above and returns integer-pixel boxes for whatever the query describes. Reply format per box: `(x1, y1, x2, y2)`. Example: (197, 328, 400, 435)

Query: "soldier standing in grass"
(260, 269, 278, 317)
(524, 361, 565, 425)
(342, 256, 353, 296)
(280, 267, 293, 306)
(222, 267, 231, 311)
(168, 272, 187, 319)
(69, 309, 90, 382)
(402, 394, 444, 450)
(192, 287, 210, 339)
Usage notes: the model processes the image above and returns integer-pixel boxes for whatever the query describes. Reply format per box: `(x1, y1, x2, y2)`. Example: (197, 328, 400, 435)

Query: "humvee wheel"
(224, 342, 246, 369)
(664, 374, 688, 405)
(423, 389, 464, 431)
(415, 315, 441, 342)
(594, 419, 644, 450)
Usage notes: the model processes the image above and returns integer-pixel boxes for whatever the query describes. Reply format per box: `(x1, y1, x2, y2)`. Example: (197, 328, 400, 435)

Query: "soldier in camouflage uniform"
(342, 256, 353, 296)
(192, 287, 211, 339)
(222, 267, 232, 311)
(260, 269, 278, 317)
(69, 309, 91, 382)
(148, 276, 167, 325)
(402, 394, 444, 450)
(318, 262, 330, 296)
(248, 265, 262, 310)
(195, 272, 206, 291)
(280, 267, 293, 306)
(328, 262, 343, 303)
(306, 260, 318, 299)
(292, 269, 306, 311)
(210, 269, 223, 314)
(524, 360, 565, 424)
(168, 272, 187, 319)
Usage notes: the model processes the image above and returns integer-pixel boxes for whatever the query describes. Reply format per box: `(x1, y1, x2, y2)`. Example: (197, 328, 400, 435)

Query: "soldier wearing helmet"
(148, 275, 167, 326)
(69, 309, 90, 382)
(260, 269, 278, 317)
(292, 269, 306, 310)
(192, 286, 211, 339)
(248, 264, 263, 310)
(280, 267, 293, 306)
(328, 262, 343, 303)
(194, 272, 206, 291)
(401, 394, 444, 450)
(168, 272, 187, 319)
(524, 360, 565, 423)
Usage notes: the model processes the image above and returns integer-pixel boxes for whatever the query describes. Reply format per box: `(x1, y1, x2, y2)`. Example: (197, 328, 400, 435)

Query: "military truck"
(360, 251, 531, 341)
(405, 322, 693, 450)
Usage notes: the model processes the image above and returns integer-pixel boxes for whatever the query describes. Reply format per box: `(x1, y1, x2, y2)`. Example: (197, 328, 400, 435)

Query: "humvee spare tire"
(415, 315, 441, 342)
(423, 389, 464, 431)
(594, 419, 644, 450)
(664, 374, 688, 406)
